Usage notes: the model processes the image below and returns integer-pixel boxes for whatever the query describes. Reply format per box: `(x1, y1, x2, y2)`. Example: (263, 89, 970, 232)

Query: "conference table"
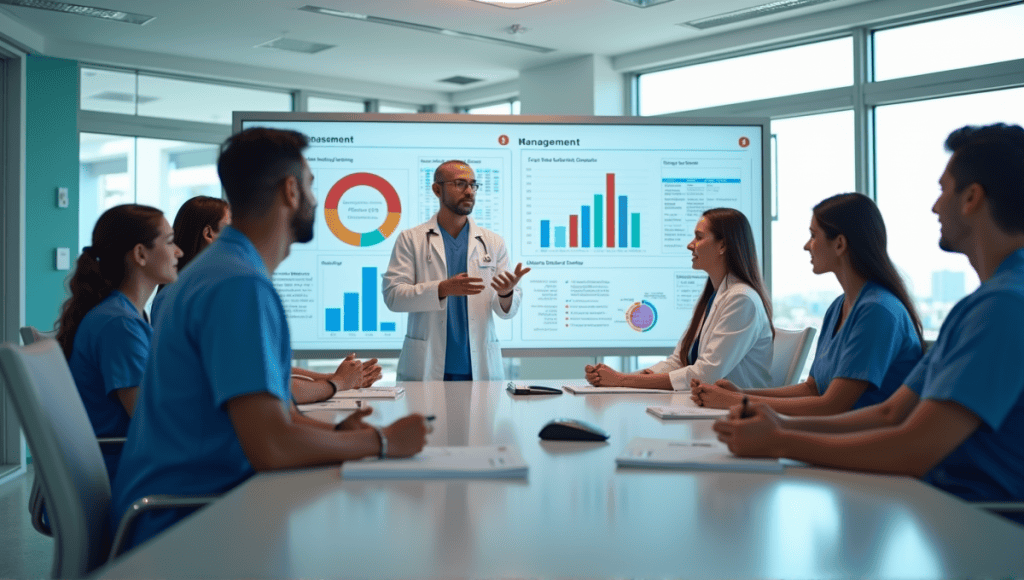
(95, 380, 1024, 579)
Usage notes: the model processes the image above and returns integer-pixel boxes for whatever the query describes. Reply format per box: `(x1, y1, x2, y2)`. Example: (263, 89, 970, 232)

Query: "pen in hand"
(740, 395, 752, 419)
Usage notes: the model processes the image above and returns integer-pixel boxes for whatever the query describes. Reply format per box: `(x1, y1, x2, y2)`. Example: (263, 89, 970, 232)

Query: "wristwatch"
(327, 378, 340, 396)
(372, 425, 388, 459)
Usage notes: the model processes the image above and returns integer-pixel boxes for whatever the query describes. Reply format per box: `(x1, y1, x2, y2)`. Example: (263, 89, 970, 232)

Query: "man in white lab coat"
(383, 160, 530, 381)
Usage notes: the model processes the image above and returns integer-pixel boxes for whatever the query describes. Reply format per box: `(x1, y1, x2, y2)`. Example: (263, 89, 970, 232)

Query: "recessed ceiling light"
(608, 0, 676, 7)
(0, 0, 154, 24)
(257, 37, 335, 55)
(298, 5, 556, 53)
(468, 0, 552, 8)
(439, 76, 483, 85)
(681, 0, 841, 29)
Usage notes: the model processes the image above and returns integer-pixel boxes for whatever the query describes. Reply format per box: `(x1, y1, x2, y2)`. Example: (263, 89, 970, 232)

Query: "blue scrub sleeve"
(902, 348, 935, 395)
(99, 316, 151, 395)
(916, 293, 1024, 430)
(198, 277, 291, 409)
(830, 302, 903, 390)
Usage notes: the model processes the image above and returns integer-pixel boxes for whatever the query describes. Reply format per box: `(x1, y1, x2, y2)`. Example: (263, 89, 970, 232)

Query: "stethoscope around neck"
(426, 228, 492, 263)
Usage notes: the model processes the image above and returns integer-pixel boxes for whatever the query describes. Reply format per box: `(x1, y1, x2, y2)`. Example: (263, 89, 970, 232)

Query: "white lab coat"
(647, 273, 773, 390)
(382, 214, 520, 381)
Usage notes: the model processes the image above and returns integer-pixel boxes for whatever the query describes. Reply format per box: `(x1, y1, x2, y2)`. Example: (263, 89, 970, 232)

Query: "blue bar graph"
(381, 322, 396, 332)
(581, 205, 591, 247)
(540, 220, 550, 248)
(618, 196, 628, 248)
(326, 308, 341, 332)
(343, 293, 359, 332)
(362, 267, 377, 332)
(555, 226, 566, 248)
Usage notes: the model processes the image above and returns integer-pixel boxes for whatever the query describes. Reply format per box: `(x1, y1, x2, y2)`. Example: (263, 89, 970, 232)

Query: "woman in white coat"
(585, 208, 774, 390)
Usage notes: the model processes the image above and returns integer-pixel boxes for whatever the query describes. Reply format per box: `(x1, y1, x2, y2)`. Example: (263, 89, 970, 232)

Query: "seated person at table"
(693, 194, 923, 415)
(153, 195, 381, 403)
(585, 208, 773, 390)
(111, 127, 428, 550)
(56, 204, 182, 481)
(714, 123, 1024, 523)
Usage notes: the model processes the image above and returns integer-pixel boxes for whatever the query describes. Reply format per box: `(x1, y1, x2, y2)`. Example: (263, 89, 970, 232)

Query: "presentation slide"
(238, 115, 766, 355)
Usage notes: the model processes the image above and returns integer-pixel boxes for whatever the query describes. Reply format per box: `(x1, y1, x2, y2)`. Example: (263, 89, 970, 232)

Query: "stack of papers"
(647, 401, 728, 419)
(341, 445, 528, 479)
(616, 437, 785, 473)
(332, 386, 405, 399)
(564, 385, 674, 395)
(297, 399, 362, 412)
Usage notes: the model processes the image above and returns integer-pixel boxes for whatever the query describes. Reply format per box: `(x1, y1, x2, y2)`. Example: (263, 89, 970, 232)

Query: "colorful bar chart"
(538, 173, 640, 250)
(324, 266, 397, 333)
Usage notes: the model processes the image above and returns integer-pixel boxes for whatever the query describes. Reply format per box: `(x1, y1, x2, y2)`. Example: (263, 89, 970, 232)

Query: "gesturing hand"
(491, 263, 531, 296)
(335, 406, 374, 431)
(439, 273, 484, 299)
(360, 358, 382, 388)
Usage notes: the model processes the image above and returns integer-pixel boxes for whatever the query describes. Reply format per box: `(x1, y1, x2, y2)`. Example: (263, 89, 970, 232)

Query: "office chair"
(768, 327, 817, 387)
(0, 339, 217, 578)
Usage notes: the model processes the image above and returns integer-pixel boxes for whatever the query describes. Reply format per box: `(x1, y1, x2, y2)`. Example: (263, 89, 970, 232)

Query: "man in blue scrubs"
(714, 123, 1024, 518)
(111, 128, 428, 549)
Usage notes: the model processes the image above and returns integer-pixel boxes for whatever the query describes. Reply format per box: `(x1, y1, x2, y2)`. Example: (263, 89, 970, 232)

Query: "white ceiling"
(0, 0, 980, 97)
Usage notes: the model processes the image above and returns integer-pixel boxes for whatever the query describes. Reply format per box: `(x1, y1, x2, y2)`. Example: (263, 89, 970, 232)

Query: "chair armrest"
(109, 494, 220, 560)
(971, 501, 1024, 514)
(28, 477, 52, 537)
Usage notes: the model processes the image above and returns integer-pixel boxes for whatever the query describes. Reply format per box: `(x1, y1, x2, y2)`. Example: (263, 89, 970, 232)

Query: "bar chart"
(523, 163, 652, 253)
(320, 264, 398, 337)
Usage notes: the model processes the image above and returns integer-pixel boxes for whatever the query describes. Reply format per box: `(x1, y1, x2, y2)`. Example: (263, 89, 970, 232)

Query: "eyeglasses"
(436, 179, 480, 192)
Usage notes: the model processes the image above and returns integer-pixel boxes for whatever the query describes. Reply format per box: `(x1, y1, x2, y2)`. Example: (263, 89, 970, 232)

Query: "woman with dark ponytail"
(694, 193, 923, 415)
(55, 204, 182, 479)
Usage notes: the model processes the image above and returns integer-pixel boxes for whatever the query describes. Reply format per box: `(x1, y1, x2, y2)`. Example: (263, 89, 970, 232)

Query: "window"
(307, 96, 367, 113)
(638, 38, 853, 116)
(467, 100, 520, 115)
(873, 4, 1024, 81)
(81, 67, 292, 124)
(378, 103, 420, 114)
(79, 133, 221, 253)
(875, 87, 1024, 336)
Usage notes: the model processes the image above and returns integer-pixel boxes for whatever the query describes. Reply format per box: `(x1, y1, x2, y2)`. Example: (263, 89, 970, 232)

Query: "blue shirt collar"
(993, 247, 1024, 277)
(216, 226, 270, 280)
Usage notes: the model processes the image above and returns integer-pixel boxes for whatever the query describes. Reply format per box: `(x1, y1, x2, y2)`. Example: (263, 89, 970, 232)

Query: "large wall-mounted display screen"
(235, 113, 769, 357)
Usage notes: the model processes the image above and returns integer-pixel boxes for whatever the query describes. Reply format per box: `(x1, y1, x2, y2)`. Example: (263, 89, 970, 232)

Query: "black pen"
(740, 395, 752, 419)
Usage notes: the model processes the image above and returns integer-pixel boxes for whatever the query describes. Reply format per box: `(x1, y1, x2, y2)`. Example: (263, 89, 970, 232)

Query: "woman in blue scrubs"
(153, 196, 381, 403)
(693, 193, 923, 415)
(585, 208, 775, 390)
(55, 204, 182, 480)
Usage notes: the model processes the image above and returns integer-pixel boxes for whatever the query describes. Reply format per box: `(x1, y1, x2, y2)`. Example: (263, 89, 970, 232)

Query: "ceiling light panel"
(468, 0, 552, 7)
(298, 5, 556, 53)
(0, 0, 154, 24)
(257, 37, 335, 54)
(682, 0, 841, 29)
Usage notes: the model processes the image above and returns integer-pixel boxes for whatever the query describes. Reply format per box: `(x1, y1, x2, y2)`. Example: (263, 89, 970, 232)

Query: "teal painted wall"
(25, 55, 78, 331)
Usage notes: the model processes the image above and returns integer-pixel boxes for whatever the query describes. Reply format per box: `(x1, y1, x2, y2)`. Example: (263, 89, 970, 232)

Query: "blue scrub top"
(67, 290, 150, 481)
(441, 223, 471, 377)
(906, 248, 1024, 507)
(149, 286, 167, 324)
(809, 282, 922, 409)
(110, 226, 292, 549)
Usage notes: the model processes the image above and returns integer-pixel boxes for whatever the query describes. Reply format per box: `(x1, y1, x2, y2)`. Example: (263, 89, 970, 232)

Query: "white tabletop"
(97, 380, 1024, 579)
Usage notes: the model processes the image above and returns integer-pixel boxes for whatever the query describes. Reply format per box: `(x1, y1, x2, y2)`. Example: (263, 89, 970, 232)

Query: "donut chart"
(324, 172, 402, 246)
(626, 300, 657, 332)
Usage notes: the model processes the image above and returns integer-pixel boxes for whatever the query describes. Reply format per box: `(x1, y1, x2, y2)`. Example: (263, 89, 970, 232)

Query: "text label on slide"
(324, 172, 402, 247)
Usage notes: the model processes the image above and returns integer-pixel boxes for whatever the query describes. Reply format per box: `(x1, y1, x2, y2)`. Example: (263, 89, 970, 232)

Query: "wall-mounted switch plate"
(56, 247, 71, 270)
(57, 187, 69, 208)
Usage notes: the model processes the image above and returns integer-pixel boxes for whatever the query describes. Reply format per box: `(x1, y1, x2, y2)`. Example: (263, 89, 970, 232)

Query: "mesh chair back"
(769, 327, 817, 387)
(0, 339, 111, 578)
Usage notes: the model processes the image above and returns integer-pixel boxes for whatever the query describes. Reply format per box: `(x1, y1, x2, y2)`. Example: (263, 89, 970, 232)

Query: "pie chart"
(324, 172, 402, 247)
(626, 300, 658, 332)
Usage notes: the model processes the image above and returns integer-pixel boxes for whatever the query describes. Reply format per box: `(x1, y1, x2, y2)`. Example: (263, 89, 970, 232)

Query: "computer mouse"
(538, 418, 610, 441)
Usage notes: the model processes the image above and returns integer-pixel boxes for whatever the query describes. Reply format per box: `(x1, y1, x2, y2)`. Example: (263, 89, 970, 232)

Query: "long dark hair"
(681, 208, 774, 364)
(158, 196, 228, 291)
(813, 193, 923, 343)
(55, 204, 165, 359)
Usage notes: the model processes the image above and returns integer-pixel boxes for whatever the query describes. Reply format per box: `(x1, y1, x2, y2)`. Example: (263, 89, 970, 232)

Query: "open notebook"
(616, 437, 785, 473)
(647, 400, 729, 419)
(564, 384, 677, 395)
(331, 386, 405, 399)
(341, 445, 528, 479)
